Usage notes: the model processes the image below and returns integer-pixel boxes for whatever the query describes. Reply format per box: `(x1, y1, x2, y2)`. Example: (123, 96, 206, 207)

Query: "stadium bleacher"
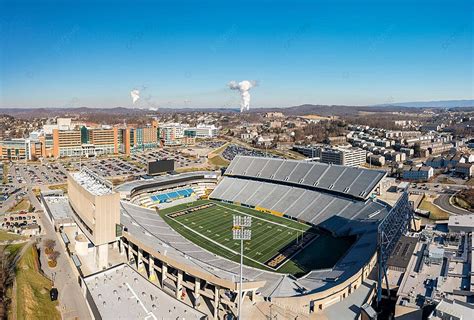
(150, 188, 194, 203)
(210, 176, 389, 236)
(225, 156, 386, 200)
(211, 156, 389, 236)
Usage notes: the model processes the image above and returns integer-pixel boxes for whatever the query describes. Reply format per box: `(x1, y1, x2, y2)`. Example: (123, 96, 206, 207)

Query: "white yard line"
(215, 202, 307, 232)
(170, 216, 271, 268)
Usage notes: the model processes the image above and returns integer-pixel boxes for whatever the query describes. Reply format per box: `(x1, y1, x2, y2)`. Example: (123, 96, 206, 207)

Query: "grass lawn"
(7, 198, 31, 213)
(210, 142, 229, 155)
(438, 177, 457, 184)
(0, 230, 25, 242)
(160, 200, 353, 276)
(419, 199, 450, 220)
(208, 155, 230, 167)
(2, 242, 25, 260)
(453, 196, 470, 210)
(13, 244, 60, 320)
(48, 184, 68, 193)
(2, 163, 9, 184)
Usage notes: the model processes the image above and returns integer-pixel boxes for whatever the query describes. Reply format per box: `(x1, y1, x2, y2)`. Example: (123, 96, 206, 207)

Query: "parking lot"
(7, 162, 68, 186)
(222, 144, 280, 161)
(1, 145, 215, 186)
(1, 211, 40, 236)
(70, 157, 145, 178)
(131, 148, 206, 169)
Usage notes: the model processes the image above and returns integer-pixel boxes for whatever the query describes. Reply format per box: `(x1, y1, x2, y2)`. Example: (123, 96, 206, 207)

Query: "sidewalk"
(29, 189, 92, 320)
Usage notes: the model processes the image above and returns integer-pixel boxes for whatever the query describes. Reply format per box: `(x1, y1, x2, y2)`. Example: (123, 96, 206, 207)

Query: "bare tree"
(43, 239, 56, 251)
(48, 251, 60, 262)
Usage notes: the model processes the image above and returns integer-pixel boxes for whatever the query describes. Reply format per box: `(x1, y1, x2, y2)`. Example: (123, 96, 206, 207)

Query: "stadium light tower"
(233, 215, 252, 320)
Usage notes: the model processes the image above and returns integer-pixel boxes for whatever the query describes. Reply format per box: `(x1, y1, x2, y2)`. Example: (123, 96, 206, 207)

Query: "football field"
(161, 200, 316, 270)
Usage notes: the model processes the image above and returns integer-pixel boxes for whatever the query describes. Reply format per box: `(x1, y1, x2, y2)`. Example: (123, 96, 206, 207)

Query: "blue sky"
(0, 0, 472, 108)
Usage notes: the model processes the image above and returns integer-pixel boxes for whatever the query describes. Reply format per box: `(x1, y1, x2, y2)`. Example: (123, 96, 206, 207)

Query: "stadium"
(68, 156, 411, 319)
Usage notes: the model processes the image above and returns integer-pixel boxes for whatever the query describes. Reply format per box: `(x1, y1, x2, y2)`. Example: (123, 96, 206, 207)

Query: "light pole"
(232, 215, 252, 320)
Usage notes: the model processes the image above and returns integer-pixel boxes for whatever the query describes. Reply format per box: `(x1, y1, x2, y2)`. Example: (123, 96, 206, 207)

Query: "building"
(0, 138, 30, 160)
(320, 146, 366, 167)
(402, 166, 434, 181)
(426, 156, 446, 169)
(292, 145, 321, 158)
(455, 163, 473, 178)
(52, 129, 82, 157)
(184, 124, 218, 138)
(394, 223, 473, 319)
(264, 112, 284, 118)
(431, 298, 474, 320)
(67, 168, 121, 268)
(118, 121, 159, 155)
(399, 147, 414, 157)
(325, 136, 347, 145)
(367, 154, 385, 166)
(425, 154, 470, 170)
(159, 123, 188, 146)
(448, 214, 474, 233)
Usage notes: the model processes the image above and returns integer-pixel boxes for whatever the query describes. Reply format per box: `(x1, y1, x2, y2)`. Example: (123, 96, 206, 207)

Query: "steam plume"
(130, 89, 140, 104)
(228, 80, 257, 112)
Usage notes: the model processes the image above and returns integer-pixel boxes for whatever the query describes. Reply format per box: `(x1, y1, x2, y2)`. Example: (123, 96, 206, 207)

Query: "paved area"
(434, 194, 471, 215)
(29, 188, 92, 320)
(83, 264, 205, 320)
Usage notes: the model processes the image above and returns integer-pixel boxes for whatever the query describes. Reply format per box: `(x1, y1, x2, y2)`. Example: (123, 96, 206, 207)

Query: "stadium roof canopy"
(115, 171, 218, 195)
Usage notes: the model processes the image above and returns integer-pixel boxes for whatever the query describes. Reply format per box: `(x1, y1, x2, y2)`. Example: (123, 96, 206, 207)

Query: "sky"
(0, 0, 473, 109)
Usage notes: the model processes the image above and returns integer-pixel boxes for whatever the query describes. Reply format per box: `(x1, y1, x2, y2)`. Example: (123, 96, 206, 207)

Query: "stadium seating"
(150, 188, 194, 203)
(225, 156, 386, 200)
(210, 176, 389, 236)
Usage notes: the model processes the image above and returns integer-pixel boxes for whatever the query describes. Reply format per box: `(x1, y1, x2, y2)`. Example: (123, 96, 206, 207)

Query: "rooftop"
(83, 264, 205, 320)
(448, 214, 474, 229)
(42, 195, 75, 221)
(433, 298, 474, 319)
(116, 171, 218, 194)
(71, 168, 113, 196)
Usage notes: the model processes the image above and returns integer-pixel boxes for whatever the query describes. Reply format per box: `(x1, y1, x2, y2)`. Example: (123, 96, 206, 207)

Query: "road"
(434, 194, 472, 215)
(27, 188, 92, 320)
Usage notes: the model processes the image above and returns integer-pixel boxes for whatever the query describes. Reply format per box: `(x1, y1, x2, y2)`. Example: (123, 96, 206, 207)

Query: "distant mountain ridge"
(374, 99, 474, 108)
(0, 99, 472, 118)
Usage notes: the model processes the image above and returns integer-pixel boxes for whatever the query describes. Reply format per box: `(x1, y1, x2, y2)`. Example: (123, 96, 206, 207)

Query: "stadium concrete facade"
(67, 156, 411, 319)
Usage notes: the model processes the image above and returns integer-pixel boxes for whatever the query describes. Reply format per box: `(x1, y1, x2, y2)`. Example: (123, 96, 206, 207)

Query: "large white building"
(320, 146, 367, 167)
(159, 123, 188, 145)
(185, 124, 219, 138)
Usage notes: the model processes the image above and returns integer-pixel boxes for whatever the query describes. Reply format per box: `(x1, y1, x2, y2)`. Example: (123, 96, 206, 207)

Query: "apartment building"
(402, 166, 434, 181)
(455, 163, 473, 178)
(320, 146, 367, 167)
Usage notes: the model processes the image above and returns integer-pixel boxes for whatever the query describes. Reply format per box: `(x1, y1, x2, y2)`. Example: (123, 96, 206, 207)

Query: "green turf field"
(159, 200, 355, 276)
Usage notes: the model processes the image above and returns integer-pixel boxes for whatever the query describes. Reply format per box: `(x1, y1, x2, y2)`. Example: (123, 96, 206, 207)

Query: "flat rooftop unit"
(71, 168, 113, 196)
